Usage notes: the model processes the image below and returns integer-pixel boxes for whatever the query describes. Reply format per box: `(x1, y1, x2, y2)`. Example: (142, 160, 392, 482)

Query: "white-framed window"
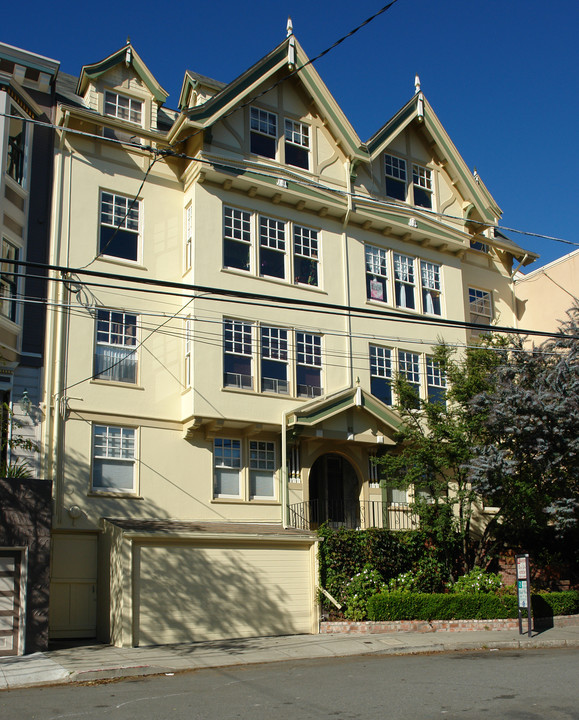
(394, 253, 416, 309)
(398, 350, 421, 408)
(184, 316, 193, 387)
(259, 216, 286, 280)
(0, 239, 19, 322)
(365, 245, 388, 303)
(469, 288, 492, 325)
(412, 164, 433, 209)
(95, 310, 137, 383)
(420, 260, 442, 315)
(92, 425, 136, 494)
(293, 225, 318, 286)
(369, 345, 392, 406)
(223, 319, 253, 389)
(6, 106, 27, 186)
(426, 356, 446, 405)
(249, 107, 311, 169)
(99, 191, 140, 262)
(250, 107, 277, 159)
(184, 204, 193, 270)
(104, 91, 143, 125)
(296, 332, 322, 397)
(384, 154, 407, 201)
(249, 440, 276, 499)
(223, 206, 320, 288)
(284, 119, 310, 170)
(261, 326, 289, 394)
(223, 206, 251, 272)
(214, 438, 242, 498)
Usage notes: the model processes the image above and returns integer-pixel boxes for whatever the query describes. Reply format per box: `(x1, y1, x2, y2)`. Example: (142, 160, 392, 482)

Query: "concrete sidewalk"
(2, 623, 579, 690)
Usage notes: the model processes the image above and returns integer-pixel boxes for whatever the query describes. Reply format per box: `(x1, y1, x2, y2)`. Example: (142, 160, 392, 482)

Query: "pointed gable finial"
(125, 42, 133, 67)
(287, 17, 295, 69)
(414, 74, 421, 94)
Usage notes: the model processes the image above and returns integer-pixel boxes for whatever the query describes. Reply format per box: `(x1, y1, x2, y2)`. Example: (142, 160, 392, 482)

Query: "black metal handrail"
(288, 500, 418, 531)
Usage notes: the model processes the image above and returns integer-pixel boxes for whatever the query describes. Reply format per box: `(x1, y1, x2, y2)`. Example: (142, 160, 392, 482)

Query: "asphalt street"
(1, 647, 579, 720)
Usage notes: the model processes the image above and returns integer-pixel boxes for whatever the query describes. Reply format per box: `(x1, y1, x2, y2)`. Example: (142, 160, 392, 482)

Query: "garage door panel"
(136, 543, 314, 645)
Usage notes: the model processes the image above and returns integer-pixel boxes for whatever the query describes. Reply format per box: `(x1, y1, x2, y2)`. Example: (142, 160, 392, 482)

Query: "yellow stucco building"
(42, 31, 539, 646)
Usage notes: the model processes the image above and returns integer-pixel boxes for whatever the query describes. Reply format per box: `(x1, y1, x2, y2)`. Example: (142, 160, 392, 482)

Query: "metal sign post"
(515, 553, 532, 637)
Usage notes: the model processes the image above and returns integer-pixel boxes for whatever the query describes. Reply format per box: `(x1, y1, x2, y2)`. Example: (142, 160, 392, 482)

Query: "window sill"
(88, 491, 142, 499)
(211, 497, 280, 505)
(221, 267, 326, 295)
(90, 379, 145, 390)
(222, 386, 323, 402)
(96, 255, 148, 271)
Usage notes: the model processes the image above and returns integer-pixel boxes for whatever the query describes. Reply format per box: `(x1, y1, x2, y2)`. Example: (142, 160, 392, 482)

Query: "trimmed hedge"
(367, 590, 579, 622)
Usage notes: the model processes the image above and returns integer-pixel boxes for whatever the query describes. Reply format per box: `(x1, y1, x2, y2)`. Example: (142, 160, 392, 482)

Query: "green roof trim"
(77, 44, 168, 104)
(365, 96, 417, 155)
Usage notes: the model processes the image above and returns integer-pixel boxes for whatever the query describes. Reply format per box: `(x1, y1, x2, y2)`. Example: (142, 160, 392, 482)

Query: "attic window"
(105, 91, 143, 125)
(412, 164, 432, 209)
(385, 154, 407, 201)
(284, 119, 309, 170)
(250, 107, 277, 159)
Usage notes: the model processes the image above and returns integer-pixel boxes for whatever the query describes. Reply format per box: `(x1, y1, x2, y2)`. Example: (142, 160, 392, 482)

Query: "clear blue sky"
(4, 0, 578, 270)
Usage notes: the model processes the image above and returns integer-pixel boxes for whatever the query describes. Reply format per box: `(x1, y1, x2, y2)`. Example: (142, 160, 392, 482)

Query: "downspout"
(343, 159, 354, 387)
(281, 409, 288, 529)
(45, 117, 71, 524)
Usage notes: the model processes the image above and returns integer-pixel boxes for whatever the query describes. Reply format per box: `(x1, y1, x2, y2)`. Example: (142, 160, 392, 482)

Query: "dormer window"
(104, 91, 143, 125)
(412, 164, 432, 209)
(284, 119, 309, 170)
(385, 154, 407, 201)
(250, 107, 277, 158)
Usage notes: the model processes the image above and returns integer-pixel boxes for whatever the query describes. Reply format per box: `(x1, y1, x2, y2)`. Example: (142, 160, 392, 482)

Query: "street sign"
(515, 553, 532, 637)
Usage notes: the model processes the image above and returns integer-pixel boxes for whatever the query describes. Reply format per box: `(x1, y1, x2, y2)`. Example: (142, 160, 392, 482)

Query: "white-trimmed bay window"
(259, 216, 286, 279)
(223, 206, 251, 271)
(104, 91, 143, 124)
(249, 440, 276, 499)
(385, 154, 407, 201)
(296, 331, 322, 397)
(261, 326, 289, 394)
(284, 119, 310, 169)
(469, 288, 492, 325)
(293, 225, 318, 286)
(394, 253, 416, 309)
(0, 239, 19, 322)
(95, 310, 137, 383)
(365, 244, 388, 303)
(369, 345, 393, 405)
(420, 260, 442, 315)
(214, 438, 242, 498)
(426, 356, 446, 405)
(412, 164, 433, 208)
(92, 425, 136, 494)
(223, 206, 320, 288)
(250, 107, 277, 158)
(223, 319, 253, 389)
(99, 191, 140, 262)
(398, 350, 420, 408)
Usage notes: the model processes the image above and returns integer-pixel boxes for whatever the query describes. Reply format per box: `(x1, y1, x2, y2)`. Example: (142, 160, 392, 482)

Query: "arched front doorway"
(309, 454, 360, 529)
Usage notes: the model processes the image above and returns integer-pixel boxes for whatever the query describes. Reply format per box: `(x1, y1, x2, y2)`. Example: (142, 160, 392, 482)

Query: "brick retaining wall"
(320, 614, 579, 634)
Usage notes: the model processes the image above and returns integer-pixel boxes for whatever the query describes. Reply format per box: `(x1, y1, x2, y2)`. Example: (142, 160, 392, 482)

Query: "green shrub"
(367, 592, 518, 621)
(449, 567, 503, 594)
(343, 565, 387, 621)
(366, 590, 579, 622)
(532, 591, 579, 617)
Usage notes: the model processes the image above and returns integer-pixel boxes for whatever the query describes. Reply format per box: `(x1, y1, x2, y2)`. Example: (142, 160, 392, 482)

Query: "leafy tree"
(469, 305, 579, 560)
(376, 335, 510, 577)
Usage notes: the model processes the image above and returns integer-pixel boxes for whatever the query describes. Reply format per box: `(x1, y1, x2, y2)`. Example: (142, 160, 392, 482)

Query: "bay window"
(366, 245, 388, 303)
(394, 253, 416, 309)
(223, 319, 253, 389)
(296, 332, 322, 397)
(369, 345, 392, 405)
(261, 326, 289, 394)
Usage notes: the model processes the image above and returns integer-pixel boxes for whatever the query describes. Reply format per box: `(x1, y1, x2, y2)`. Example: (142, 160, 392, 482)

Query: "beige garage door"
(135, 542, 314, 645)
